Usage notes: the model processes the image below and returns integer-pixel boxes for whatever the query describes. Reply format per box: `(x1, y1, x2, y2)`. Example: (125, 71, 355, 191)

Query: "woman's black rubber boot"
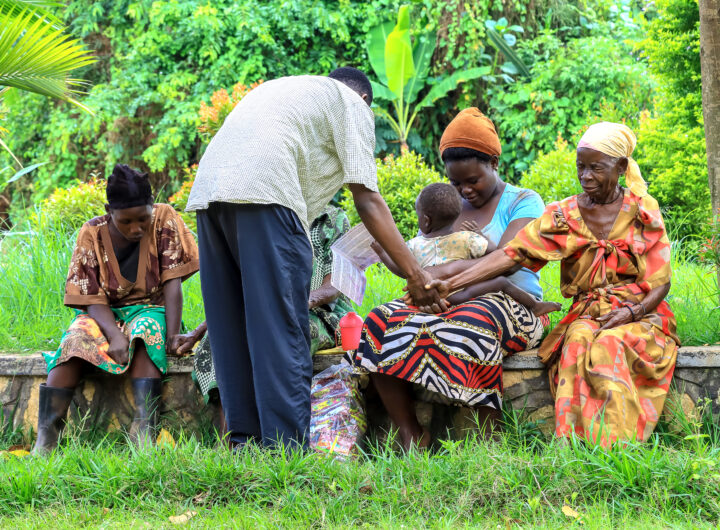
(32, 384, 74, 455)
(129, 378, 162, 445)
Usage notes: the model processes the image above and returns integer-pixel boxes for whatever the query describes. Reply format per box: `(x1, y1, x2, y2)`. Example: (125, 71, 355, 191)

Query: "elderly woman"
(349, 109, 549, 450)
(424, 122, 678, 445)
(34, 165, 199, 453)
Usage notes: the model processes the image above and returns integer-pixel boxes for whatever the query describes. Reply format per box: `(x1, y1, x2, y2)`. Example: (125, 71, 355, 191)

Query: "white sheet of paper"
(330, 223, 380, 305)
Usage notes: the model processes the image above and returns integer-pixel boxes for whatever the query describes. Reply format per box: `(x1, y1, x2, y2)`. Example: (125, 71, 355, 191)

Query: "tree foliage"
(636, 0, 708, 240)
(0, 0, 611, 202)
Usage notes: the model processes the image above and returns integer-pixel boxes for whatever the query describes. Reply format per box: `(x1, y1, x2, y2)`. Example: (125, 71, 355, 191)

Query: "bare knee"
(129, 342, 161, 379)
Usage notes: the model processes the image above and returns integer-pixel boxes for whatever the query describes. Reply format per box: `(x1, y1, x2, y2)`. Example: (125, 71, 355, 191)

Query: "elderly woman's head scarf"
(577, 122, 647, 197)
(439, 108, 502, 157)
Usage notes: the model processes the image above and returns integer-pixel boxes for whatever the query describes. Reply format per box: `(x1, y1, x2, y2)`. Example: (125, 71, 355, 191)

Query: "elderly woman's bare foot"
(533, 301, 562, 316)
(400, 426, 431, 452)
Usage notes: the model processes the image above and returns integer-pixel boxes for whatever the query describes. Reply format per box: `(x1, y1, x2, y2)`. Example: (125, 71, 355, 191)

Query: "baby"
(373, 182, 561, 316)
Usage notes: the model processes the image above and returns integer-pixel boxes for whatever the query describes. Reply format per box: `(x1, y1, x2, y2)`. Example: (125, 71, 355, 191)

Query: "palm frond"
(0, 1, 62, 24)
(0, 7, 95, 111)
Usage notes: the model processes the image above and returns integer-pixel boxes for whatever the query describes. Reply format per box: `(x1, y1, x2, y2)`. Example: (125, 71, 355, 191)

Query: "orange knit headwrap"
(439, 108, 502, 157)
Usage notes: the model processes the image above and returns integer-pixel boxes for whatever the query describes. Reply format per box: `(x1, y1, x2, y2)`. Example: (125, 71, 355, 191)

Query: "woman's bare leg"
(371, 373, 429, 451)
(473, 406, 503, 439)
(46, 358, 85, 389)
(129, 341, 162, 379)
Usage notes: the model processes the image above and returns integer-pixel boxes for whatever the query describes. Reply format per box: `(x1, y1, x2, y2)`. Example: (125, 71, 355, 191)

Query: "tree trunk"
(699, 0, 720, 300)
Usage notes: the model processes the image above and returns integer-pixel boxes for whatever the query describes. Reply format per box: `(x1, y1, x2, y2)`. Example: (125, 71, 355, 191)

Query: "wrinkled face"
(445, 156, 500, 209)
(576, 147, 627, 201)
(108, 204, 153, 242)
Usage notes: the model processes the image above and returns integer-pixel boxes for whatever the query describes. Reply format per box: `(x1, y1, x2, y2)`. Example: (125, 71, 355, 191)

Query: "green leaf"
(0, 7, 96, 111)
(366, 20, 394, 85)
(414, 66, 491, 111)
(370, 80, 395, 101)
(7, 161, 46, 183)
(487, 28, 530, 78)
(0, 1, 63, 24)
(404, 30, 435, 106)
(384, 5, 414, 98)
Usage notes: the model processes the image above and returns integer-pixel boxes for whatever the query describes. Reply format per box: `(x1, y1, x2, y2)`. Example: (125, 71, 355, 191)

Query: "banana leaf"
(369, 80, 395, 102)
(366, 20, 394, 85)
(486, 27, 530, 78)
(414, 66, 491, 111)
(384, 5, 414, 99)
(404, 30, 435, 106)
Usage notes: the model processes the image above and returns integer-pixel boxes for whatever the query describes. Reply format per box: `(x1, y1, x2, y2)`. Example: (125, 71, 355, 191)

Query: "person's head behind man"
(328, 67, 373, 106)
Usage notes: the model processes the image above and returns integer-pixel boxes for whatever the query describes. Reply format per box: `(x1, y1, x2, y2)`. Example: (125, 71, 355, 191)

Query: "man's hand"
(168, 332, 198, 356)
(596, 307, 633, 332)
(404, 277, 452, 312)
(405, 271, 449, 314)
(106, 333, 130, 365)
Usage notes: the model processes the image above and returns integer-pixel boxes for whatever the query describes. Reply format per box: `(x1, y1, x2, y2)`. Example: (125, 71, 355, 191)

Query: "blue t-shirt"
(482, 183, 544, 300)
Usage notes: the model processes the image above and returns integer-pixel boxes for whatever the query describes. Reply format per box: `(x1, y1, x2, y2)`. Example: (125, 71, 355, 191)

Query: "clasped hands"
(403, 275, 452, 314)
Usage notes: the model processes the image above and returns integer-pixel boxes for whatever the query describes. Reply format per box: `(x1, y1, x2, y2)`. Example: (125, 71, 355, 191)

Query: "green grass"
(1, 417, 720, 528)
(1, 212, 719, 351)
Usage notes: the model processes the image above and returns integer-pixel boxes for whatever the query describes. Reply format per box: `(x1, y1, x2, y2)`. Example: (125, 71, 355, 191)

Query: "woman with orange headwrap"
(423, 122, 679, 445)
(348, 109, 550, 449)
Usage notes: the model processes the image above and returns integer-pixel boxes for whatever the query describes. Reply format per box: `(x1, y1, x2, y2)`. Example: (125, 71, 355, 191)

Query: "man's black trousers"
(196, 202, 313, 448)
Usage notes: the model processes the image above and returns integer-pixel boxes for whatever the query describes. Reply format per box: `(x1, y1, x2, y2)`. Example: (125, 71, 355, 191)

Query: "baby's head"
(415, 183, 462, 235)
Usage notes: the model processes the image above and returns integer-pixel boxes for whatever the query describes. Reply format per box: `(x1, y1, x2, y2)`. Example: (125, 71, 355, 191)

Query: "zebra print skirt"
(347, 293, 546, 410)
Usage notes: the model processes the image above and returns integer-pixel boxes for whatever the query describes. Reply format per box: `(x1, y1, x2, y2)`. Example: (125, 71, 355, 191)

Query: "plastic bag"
(309, 363, 366, 458)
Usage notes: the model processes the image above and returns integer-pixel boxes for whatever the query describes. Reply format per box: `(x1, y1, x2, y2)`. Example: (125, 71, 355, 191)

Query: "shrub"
(635, 0, 708, 241)
(33, 178, 106, 233)
(518, 136, 581, 205)
(638, 113, 709, 241)
(341, 151, 443, 240)
(168, 165, 198, 233)
(490, 35, 654, 182)
(198, 81, 263, 141)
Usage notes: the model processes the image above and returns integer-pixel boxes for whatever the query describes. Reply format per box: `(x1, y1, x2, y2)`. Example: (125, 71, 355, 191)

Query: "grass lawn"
(2, 213, 720, 527)
(1, 424, 720, 528)
(1, 216, 719, 352)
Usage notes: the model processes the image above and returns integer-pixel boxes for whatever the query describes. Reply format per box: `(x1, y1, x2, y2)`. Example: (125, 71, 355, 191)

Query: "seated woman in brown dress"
(34, 165, 199, 453)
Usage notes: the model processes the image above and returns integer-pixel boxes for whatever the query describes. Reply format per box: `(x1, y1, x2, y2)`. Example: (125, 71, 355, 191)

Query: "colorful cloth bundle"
(309, 364, 366, 458)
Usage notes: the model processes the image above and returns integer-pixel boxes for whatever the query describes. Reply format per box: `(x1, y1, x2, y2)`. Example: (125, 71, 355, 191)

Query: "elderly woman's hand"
(595, 306, 634, 332)
(404, 278, 452, 313)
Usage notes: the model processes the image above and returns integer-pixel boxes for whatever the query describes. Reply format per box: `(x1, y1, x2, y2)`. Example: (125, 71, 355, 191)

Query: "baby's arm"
(446, 278, 509, 306)
(447, 276, 561, 316)
(371, 241, 407, 278)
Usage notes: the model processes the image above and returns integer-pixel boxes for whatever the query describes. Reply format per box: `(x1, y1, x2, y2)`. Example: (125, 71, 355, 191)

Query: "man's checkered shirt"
(186, 76, 378, 234)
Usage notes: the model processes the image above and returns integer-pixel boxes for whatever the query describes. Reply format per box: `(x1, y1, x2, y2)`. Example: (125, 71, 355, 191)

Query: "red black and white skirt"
(346, 293, 546, 410)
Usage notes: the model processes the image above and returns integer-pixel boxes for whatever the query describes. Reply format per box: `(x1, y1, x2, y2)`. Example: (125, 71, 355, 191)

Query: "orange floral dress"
(504, 189, 679, 444)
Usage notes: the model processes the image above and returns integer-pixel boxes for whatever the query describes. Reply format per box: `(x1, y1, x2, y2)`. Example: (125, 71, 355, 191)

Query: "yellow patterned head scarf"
(577, 122, 647, 197)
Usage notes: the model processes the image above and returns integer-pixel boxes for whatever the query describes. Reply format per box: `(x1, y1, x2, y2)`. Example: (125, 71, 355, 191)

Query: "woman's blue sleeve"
(509, 189, 545, 221)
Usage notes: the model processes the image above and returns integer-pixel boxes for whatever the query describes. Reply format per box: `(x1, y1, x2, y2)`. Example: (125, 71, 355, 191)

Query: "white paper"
(330, 223, 380, 305)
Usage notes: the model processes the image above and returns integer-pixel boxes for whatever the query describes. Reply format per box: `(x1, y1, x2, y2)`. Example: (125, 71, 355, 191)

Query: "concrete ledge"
(1, 347, 719, 438)
(3, 346, 720, 376)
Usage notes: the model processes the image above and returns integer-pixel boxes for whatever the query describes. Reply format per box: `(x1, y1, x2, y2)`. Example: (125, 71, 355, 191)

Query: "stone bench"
(2, 347, 719, 437)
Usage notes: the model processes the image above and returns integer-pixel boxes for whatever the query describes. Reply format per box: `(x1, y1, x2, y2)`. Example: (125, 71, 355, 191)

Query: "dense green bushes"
(0, 0, 618, 203)
(0, 0, 711, 245)
(491, 34, 654, 181)
(32, 178, 106, 233)
(341, 151, 442, 240)
(635, 0, 708, 241)
(518, 137, 581, 205)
